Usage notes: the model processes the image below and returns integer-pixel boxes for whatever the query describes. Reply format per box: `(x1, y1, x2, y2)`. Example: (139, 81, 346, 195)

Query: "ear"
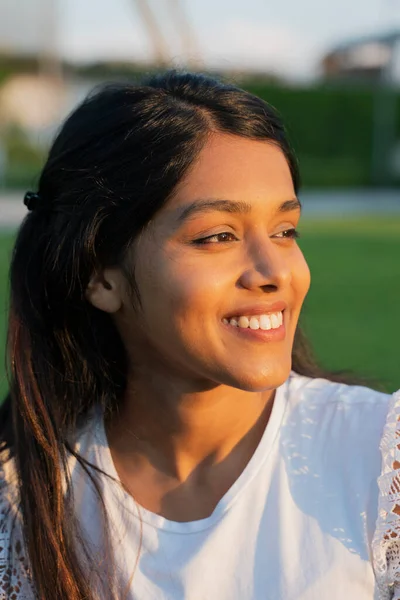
(85, 268, 123, 313)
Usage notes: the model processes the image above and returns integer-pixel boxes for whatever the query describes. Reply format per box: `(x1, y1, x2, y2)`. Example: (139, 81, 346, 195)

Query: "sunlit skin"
(86, 132, 311, 521)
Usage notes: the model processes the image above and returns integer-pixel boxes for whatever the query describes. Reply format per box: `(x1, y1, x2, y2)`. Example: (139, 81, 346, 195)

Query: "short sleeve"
(0, 459, 36, 599)
(372, 389, 400, 600)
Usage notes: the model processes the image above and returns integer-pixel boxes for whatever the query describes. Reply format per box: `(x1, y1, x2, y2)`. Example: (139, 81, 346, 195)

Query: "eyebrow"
(176, 197, 302, 223)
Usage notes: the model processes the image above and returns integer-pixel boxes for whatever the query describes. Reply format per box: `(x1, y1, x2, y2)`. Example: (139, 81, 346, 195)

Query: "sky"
(1, 0, 400, 81)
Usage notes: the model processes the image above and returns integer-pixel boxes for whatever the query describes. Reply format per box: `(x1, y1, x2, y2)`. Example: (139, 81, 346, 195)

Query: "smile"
(222, 311, 283, 330)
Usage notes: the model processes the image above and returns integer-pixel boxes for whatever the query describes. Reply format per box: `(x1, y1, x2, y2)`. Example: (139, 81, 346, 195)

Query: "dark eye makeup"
(193, 228, 300, 245)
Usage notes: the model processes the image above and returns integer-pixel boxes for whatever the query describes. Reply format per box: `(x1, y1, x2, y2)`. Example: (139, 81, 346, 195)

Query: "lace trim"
(373, 389, 400, 600)
(0, 459, 36, 599)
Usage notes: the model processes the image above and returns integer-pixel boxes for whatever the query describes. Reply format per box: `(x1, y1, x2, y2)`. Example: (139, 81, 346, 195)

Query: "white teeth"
(249, 317, 260, 330)
(270, 314, 279, 329)
(224, 311, 283, 330)
(238, 316, 249, 328)
(260, 315, 272, 330)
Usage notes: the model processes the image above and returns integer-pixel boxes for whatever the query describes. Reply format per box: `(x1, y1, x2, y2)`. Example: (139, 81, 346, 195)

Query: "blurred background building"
(322, 31, 400, 83)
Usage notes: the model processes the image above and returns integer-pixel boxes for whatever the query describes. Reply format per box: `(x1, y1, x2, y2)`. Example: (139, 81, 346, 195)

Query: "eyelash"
(194, 228, 300, 245)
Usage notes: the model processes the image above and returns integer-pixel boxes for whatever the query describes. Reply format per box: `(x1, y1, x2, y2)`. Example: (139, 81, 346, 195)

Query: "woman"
(0, 70, 398, 600)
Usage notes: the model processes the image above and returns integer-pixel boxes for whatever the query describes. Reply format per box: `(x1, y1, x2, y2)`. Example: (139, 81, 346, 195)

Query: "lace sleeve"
(0, 459, 36, 599)
(373, 390, 400, 600)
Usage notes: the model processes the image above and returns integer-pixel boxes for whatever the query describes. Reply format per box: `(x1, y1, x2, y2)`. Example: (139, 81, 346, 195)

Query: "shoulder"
(286, 370, 390, 409)
(0, 452, 36, 598)
(281, 372, 391, 515)
(284, 371, 390, 445)
(280, 373, 397, 575)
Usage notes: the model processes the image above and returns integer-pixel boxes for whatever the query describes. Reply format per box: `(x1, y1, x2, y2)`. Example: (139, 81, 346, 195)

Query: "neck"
(106, 366, 276, 483)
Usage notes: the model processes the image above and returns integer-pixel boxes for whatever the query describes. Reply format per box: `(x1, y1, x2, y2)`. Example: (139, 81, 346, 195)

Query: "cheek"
(163, 266, 225, 320)
(137, 252, 224, 328)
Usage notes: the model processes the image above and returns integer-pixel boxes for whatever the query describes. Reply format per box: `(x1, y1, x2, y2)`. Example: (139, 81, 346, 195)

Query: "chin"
(223, 357, 292, 392)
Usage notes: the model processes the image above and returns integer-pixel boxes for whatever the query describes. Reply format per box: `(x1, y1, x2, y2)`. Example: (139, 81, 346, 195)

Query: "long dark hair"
(0, 69, 359, 599)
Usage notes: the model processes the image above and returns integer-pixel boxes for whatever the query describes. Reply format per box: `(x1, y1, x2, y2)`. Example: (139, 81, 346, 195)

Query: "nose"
(238, 235, 292, 292)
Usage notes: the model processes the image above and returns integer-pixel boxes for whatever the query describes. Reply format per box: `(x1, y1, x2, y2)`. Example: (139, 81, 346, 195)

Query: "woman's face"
(115, 133, 310, 392)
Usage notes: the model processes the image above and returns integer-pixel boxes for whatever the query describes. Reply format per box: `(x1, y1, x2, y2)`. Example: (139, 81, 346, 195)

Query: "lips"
(221, 311, 286, 342)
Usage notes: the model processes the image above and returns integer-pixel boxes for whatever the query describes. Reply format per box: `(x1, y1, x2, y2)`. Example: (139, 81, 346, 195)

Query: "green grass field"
(0, 216, 399, 398)
(298, 217, 399, 393)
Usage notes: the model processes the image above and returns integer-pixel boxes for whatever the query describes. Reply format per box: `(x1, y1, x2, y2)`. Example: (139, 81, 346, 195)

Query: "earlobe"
(85, 269, 123, 313)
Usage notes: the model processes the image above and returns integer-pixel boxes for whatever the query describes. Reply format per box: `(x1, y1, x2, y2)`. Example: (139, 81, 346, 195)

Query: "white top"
(1, 371, 400, 599)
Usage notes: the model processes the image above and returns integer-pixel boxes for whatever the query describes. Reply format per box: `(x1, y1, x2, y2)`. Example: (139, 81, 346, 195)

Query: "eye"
(273, 228, 300, 240)
(194, 232, 238, 245)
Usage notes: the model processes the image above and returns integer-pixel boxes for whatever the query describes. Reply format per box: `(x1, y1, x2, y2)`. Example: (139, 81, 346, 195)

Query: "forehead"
(168, 133, 294, 211)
